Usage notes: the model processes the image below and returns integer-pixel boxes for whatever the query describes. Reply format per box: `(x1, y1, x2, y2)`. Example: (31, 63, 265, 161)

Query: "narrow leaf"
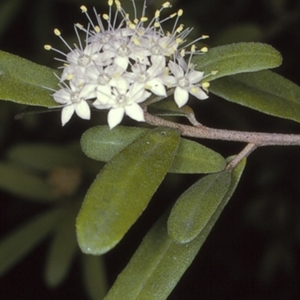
(193, 42, 282, 81)
(76, 127, 180, 255)
(0, 50, 57, 107)
(104, 159, 246, 300)
(148, 98, 194, 117)
(167, 171, 231, 243)
(82, 255, 108, 300)
(81, 126, 226, 174)
(0, 162, 58, 202)
(0, 207, 62, 276)
(210, 70, 300, 124)
(44, 203, 80, 287)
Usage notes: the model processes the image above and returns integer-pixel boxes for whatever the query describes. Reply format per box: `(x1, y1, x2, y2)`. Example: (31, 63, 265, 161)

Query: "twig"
(144, 112, 300, 147)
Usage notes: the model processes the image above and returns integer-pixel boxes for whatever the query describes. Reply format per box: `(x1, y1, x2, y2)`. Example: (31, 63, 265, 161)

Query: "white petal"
(168, 61, 184, 77)
(190, 86, 209, 100)
(147, 79, 167, 97)
(61, 105, 75, 126)
(53, 89, 71, 105)
(174, 87, 189, 107)
(75, 101, 91, 120)
(188, 70, 204, 84)
(108, 107, 125, 129)
(125, 103, 145, 122)
(114, 56, 129, 70)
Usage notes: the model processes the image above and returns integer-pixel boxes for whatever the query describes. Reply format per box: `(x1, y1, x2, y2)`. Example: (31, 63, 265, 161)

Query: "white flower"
(53, 81, 95, 126)
(165, 60, 208, 107)
(46, 0, 209, 127)
(93, 78, 151, 129)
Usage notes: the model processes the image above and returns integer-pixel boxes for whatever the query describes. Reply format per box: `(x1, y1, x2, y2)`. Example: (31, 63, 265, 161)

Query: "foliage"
(1, 0, 300, 299)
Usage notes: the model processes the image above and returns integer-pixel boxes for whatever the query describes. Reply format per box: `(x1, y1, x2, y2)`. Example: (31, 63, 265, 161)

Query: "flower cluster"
(45, 0, 209, 128)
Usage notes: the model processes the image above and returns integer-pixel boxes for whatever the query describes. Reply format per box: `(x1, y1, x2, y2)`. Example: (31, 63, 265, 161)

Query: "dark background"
(1, 0, 300, 299)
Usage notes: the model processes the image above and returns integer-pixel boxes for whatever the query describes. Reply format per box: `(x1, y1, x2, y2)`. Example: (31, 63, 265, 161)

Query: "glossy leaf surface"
(167, 171, 231, 243)
(76, 128, 180, 255)
(0, 208, 62, 276)
(0, 50, 57, 107)
(104, 159, 246, 300)
(210, 70, 300, 123)
(81, 126, 226, 174)
(193, 42, 282, 81)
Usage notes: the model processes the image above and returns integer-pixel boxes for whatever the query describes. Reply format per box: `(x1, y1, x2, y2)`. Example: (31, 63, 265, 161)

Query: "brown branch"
(144, 112, 300, 147)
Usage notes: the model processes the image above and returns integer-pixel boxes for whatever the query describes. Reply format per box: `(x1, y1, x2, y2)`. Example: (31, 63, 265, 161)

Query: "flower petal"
(108, 107, 125, 129)
(125, 103, 145, 122)
(190, 86, 209, 100)
(61, 105, 75, 126)
(188, 70, 204, 84)
(75, 101, 91, 120)
(174, 87, 189, 107)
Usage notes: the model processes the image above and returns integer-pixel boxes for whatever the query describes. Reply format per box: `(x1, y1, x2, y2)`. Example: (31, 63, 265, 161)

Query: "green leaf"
(81, 126, 226, 174)
(0, 207, 63, 276)
(193, 42, 282, 81)
(148, 98, 194, 117)
(6, 142, 101, 174)
(167, 171, 232, 243)
(104, 212, 201, 300)
(210, 70, 300, 123)
(82, 255, 108, 300)
(44, 202, 80, 287)
(169, 138, 225, 174)
(0, 162, 58, 202)
(76, 127, 180, 255)
(104, 158, 246, 300)
(0, 50, 58, 107)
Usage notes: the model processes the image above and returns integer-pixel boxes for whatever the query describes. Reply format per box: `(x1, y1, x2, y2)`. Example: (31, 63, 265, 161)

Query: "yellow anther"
(54, 28, 61, 36)
(103, 14, 109, 20)
(170, 12, 177, 18)
(44, 45, 52, 50)
(180, 49, 185, 57)
(134, 18, 139, 24)
(200, 47, 208, 53)
(201, 81, 210, 89)
(162, 2, 171, 8)
(108, 0, 113, 6)
(133, 37, 140, 45)
(202, 35, 209, 39)
(75, 23, 83, 29)
(191, 45, 196, 53)
(66, 74, 73, 81)
(155, 9, 160, 18)
(129, 23, 136, 30)
(80, 5, 88, 13)
(176, 24, 184, 33)
(176, 38, 182, 44)
(115, 0, 121, 10)
(141, 17, 148, 22)
(211, 70, 218, 75)
(154, 21, 160, 27)
(178, 9, 183, 16)
(95, 25, 101, 33)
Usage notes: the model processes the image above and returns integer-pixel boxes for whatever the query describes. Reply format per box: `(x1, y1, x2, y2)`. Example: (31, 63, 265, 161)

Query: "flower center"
(70, 91, 82, 103)
(178, 77, 189, 88)
(78, 54, 91, 66)
(151, 45, 163, 55)
(136, 72, 148, 83)
(117, 44, 130, 57)
(116, 94, 127, 105)
(98, 74, 111, 85)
